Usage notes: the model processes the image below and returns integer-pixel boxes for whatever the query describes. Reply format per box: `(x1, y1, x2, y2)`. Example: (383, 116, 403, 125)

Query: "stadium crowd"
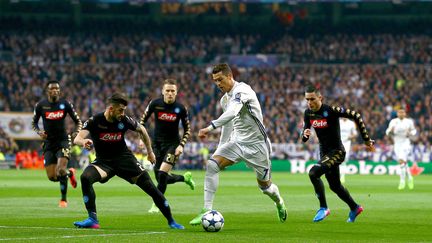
(1, 33, 432, 65)
(0, 32, 431, 166)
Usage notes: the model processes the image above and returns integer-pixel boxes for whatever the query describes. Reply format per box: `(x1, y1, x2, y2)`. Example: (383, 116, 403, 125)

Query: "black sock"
(80, 166, 101, 219)
(309, 166, 327, 208)
(157, 171, 169, 194)
(166, 173, 184, 184)
(328, 179, 358, 210)
(59, 175, 68, 201)
(136, 172, 174, 224)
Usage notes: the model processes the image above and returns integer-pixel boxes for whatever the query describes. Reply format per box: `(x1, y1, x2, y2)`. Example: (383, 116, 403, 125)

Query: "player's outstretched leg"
(347, 205, 363, 223)
(136, 172, 184, 230)
(189, 208, 210, 226)
(313, 207, 330, 222)
(183, 171, 195, 190)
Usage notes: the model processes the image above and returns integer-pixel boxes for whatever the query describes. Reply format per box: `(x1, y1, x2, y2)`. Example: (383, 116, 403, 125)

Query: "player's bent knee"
(206, 159, 220, 175)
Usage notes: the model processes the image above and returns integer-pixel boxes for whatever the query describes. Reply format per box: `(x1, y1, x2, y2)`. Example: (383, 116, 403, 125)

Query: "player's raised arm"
(331, 106, 375, 151)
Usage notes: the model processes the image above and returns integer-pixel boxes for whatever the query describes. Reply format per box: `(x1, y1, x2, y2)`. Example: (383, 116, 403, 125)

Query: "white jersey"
(385, 117, 417, 161)
(211, 81, 269, 146)
(340, 118, 357, 149)
(385, 118, 417, 146)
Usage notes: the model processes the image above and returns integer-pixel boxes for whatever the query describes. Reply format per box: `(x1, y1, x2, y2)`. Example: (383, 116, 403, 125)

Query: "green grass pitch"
(1, 169, 431, 242)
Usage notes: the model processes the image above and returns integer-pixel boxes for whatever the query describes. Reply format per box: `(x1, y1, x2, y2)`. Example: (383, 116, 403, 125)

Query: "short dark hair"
(212, 63, 232, 76)
(305, 85, 321, 95)
(108, 93, 128, 106)
(163, 79, 177, 87)
(45, 80, 60, 89)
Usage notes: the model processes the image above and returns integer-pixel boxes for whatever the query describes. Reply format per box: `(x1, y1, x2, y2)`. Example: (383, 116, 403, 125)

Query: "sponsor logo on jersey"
(311, 119, 328, 128)
(99, 132, 122, 142)
(158, 112, 177, 122)
(45, 110, 64, 120)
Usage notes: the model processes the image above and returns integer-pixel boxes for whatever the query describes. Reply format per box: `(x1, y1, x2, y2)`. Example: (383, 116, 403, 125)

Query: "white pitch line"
(0, 225, 166, 232)
(0, 232, 167, 241)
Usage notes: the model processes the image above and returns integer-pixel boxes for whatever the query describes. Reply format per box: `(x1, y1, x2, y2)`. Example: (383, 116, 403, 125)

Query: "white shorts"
(213, 140, 271, 181)
(394, 144, 411, 161)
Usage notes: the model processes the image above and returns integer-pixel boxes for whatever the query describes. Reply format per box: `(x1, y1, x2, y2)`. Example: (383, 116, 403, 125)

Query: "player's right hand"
(38, 130, 48, 140)
(303, 129, 311, 139)
(83, 139, 93, 150)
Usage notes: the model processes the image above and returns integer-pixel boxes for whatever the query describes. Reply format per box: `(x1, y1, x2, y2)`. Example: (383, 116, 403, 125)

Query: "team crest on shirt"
(118, 122, 124, 129)
(323, 111, 328, 117)
(59, 104, 65, 109)
(174, 107, 180, 113)
(234, 93, 241, 102)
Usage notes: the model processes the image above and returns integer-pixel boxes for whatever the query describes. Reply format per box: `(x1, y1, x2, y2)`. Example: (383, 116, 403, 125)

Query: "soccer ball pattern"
(201, 210, 224, 232)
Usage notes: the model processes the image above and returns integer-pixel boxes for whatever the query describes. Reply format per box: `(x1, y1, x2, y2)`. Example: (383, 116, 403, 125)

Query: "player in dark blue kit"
(73, 93, 184, 229)
(140, 79, 194, 213)
(32, 80, 82, 208)
(302, 85, 375, 223)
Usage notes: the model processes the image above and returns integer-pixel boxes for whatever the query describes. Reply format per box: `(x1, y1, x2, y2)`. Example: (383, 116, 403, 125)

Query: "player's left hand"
(175, 145, 183, 156)
(147, 151, 156, 164)
(365, 140, 375, 152)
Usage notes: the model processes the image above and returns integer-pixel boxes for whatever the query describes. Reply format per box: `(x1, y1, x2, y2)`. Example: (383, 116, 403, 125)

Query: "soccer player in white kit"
(339, 118, 358, 184)
(385, 109, 417, 190)
(189, 63, 287, 225)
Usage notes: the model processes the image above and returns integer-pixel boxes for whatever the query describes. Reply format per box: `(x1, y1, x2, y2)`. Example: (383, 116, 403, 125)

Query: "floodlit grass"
(1, 169, 431, 242)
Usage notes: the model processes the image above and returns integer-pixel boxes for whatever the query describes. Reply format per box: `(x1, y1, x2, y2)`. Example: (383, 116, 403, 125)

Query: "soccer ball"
(201, 210, 224, 232)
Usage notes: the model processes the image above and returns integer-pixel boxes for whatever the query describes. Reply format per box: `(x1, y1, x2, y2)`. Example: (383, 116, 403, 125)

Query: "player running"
(140, 79, 195, 213)
(385, 108, 417, 190)
(32, 80, 82, 208)
(73, 93, 184, 229)
(302, 85, 375, 223)
(189, 63, 287, 225)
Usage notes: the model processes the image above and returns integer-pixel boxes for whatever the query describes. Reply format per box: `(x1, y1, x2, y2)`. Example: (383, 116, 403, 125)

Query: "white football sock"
(204, 159, 220, 210)
(400, 163, 406, 183)
(261, 183, 283, 206)
(406, 162, 413, 180)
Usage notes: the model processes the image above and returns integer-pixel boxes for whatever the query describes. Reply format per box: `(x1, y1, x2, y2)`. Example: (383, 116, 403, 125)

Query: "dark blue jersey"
(83, 113, 138, 160)
(302, 104, 372, 156)
(32, 98, 82, 141)
(140, 98, 191, 146)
